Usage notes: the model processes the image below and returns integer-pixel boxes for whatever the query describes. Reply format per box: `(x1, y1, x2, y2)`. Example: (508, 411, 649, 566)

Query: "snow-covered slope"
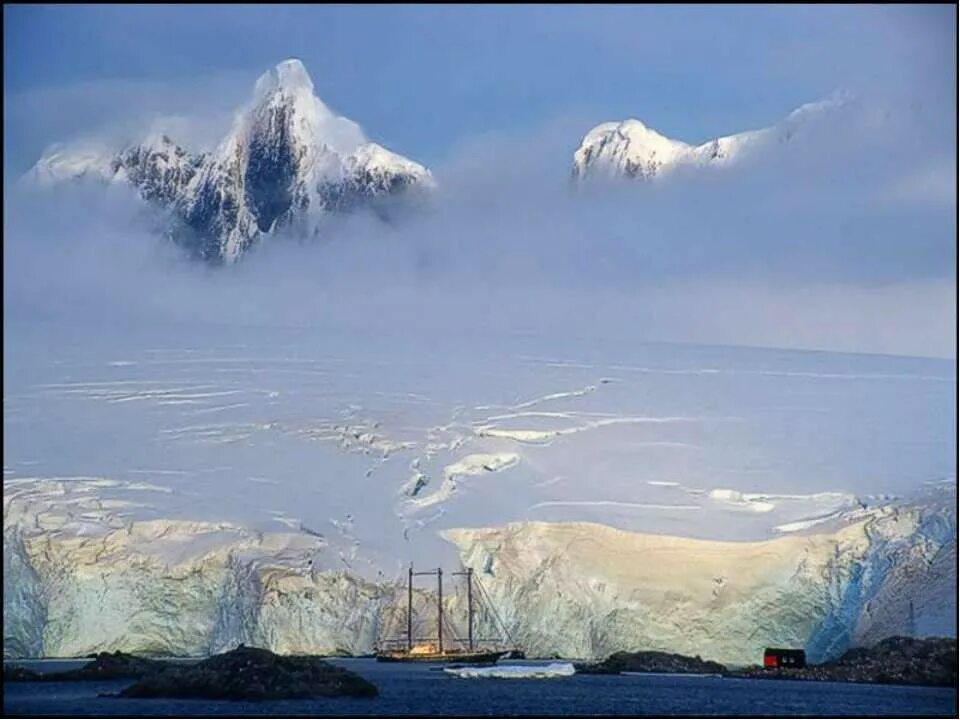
(572, 97, 843, 181)
(25, 59, 433, 262)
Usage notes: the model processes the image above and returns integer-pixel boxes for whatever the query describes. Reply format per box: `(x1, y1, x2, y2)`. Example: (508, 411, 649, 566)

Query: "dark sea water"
(3, 659, 957, 718)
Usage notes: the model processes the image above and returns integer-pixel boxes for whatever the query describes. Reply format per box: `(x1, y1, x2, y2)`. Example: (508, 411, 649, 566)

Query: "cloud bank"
(4, 80, 956, 359)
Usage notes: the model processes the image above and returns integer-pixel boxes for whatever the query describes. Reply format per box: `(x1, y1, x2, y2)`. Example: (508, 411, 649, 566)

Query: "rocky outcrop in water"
(116, 645, 377, 701)
(576, 650, 726, 675)
(4, 651, 165, 682)
(732, 636, 957, 687)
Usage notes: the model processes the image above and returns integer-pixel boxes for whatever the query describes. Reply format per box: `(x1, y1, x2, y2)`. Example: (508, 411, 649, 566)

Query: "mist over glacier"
(5, 76, 957, 538)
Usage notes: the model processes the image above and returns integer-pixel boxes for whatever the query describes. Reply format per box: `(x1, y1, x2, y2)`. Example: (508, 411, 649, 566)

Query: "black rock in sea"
(3, 666, 42, 682)
(117, 645, 377, 701)
(576, 650, 727, 675)
(4, 651, 165, 682)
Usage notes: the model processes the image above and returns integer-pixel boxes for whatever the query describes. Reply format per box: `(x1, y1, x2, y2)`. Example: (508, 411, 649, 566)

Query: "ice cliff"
(3, 479, 387, 659)
(444, 487, 956, 665)
(4, 477, 954, 663)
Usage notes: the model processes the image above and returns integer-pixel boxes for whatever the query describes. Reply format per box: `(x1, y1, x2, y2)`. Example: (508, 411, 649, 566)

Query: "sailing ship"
(375, 565, 521, 663)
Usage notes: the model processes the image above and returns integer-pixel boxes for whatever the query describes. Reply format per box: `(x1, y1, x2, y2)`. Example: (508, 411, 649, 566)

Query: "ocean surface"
(3, 658, 957, 717)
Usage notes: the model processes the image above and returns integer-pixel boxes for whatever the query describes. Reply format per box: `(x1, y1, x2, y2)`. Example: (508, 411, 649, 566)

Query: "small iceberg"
(444, 663, 576, 679)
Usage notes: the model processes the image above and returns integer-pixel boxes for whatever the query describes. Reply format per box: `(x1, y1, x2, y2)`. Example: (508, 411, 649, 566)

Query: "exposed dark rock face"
(113, 138, 203, 205)
(576, 650, 726, 675)
(117, 645, 377, 701)
(243, 103, 299, 233)
(731, 636, 957, 687)
(317, 165, 420, 216)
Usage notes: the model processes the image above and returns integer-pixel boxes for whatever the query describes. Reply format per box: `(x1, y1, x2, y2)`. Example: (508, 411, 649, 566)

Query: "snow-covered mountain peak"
(238, 58, 366, 159)
(255, 58, 315, 97)
(27, 59, 432, 263)
(573, 96, 850, 181)
(573, 118, 694, 180)
(347, 142, 436, 186)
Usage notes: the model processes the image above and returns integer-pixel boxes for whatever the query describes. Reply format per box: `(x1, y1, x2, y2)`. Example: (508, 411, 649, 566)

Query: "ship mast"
(407, 564, 413, 652)
(437, 567, 443, 654)
(396, 564, 502, 657)
(467, 567, 474, 651)
(453, 567, 474, 650)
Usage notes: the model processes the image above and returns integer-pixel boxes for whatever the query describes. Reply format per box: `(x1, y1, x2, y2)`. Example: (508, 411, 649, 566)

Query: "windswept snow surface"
(4, 322, 956, 660)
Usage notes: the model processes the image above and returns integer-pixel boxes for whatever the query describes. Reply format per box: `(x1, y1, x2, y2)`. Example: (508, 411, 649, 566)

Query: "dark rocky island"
(731, 636, 957, 687)
(4, 651, 166, 682)
(5, 645, 377, 701)
(576, 650, 726, 675)
(116, 645, 377, 701)
(576, 637, 956, 688)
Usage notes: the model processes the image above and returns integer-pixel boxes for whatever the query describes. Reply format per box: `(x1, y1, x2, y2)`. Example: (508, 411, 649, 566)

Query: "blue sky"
(4, 4, 955, 169)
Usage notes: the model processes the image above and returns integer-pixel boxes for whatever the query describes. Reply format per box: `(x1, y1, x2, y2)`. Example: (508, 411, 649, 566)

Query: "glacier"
(3, 323, 956, 663)
(444, 489, 956, 666)
(4, 475, 954, 664)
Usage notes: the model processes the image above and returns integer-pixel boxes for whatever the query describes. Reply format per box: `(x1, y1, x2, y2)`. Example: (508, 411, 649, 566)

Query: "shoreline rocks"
(577, 637, 957, 688)
(730, 637, 957, 687)
(5, 645, 378, 701)
(116, 645, 377, 701)
(3, 651, 165, 682)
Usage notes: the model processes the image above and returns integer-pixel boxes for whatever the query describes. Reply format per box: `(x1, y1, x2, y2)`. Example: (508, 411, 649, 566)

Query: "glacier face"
(571, 96, 846, 181)
(4, 478, 955, 663)
(3, 478, 388, 659)
(25, 59, 434, 263)
(443, 493, 956, 666)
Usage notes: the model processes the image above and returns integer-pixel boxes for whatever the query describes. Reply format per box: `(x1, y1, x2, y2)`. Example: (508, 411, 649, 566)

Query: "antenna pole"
(407, 564, 413, 652)
(467, 567, 474, 651)
(437, 568, 444, 654)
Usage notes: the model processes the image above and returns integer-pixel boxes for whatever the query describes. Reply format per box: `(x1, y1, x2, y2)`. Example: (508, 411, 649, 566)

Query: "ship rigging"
(376, 564, 520, 663)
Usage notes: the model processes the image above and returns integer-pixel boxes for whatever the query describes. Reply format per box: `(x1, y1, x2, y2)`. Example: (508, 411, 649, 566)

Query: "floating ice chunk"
(444, 662, 576, 679)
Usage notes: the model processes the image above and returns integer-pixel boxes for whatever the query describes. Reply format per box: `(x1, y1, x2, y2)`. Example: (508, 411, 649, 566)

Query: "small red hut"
(763, 648, 806, 668)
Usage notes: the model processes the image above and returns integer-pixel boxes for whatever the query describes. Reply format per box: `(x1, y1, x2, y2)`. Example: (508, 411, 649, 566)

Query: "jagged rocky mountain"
(572, 96, 844, 181)
(28, 59, 434, 263)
